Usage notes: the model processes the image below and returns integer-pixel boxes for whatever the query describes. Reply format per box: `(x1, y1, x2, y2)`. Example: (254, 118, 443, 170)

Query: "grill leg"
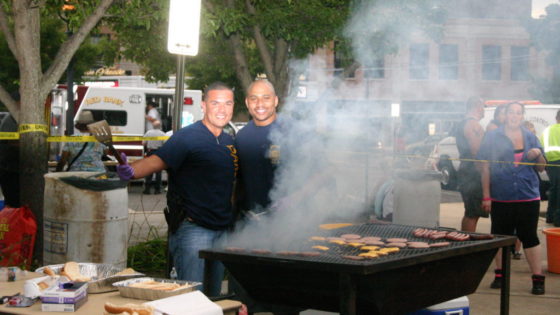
(203, 258, 212, 295)
(500, 245, 511, 315)
(340, 273, 357, 315)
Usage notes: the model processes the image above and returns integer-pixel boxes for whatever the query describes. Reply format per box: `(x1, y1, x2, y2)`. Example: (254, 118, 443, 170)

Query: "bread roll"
(60, 261, 91, 282)
(104, 302, 153, 315)
(43, 266, 56, 277)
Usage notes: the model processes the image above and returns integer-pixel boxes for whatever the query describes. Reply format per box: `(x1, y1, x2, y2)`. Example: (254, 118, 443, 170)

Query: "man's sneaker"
(142, 188, 152, 195)
(531, 274, 545, 295)
(490, 269, 502, 289)
(513, 251, 522, 260)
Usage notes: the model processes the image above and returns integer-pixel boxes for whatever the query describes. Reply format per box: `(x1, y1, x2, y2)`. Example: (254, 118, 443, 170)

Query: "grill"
(200, 223, 516, 315)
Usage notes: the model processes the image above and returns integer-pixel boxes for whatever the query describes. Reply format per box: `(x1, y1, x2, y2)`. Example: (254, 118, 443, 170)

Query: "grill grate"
(218, 223, 500, 266)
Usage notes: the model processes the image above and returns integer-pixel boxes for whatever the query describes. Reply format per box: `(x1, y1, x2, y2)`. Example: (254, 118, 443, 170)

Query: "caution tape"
(400, 154, 559, 167)
(18, 124, 48, 135)
(0, 132, 19, 139)
(1, 134, 170, 142)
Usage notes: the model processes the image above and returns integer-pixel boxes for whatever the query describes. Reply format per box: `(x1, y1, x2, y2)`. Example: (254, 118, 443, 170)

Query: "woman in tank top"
(478, 102, 547, 295)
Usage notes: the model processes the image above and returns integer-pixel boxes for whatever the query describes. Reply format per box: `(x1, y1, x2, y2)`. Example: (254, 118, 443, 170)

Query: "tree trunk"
(14, 1, 46, 264)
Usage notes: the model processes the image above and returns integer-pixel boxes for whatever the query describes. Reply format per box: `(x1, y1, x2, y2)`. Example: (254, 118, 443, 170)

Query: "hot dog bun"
(104, 302, 154, 315)
(60, 261, 91, 282)
(43, 266, 56, 277)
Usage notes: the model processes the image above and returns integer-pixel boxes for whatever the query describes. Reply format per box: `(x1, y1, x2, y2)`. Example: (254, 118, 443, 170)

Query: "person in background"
(145, 101, 161, 131)
(478, 102, 546, 295)
(455, 97, 487, 232)
(486, 104, 506, 132)
(116, 82, 237, 297)
(0, 111, 20, 208)
(540, 110, 560, 227)
(488, 105, 522, 259)
(56, 111, 106, 173)
(142, 120, 166, 194)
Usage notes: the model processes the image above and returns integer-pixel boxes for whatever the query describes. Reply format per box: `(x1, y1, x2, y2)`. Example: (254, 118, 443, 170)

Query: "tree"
(527, 3, 560, 103)
(0, 0, 115, 263)
(202, 0, 352, 101)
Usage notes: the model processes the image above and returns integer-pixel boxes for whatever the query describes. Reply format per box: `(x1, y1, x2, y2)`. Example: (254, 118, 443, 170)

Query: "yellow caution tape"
(401, 154, 556, 167)
(46, 136, 97, 143)
(18, 124, 48, 134)
(0, 132, 19, 140)
(45, 135, 170, 142)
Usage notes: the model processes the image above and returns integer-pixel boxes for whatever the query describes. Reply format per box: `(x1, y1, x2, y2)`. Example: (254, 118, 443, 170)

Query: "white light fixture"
(167, 0, 201, 56)
(391, 103, 400, 117)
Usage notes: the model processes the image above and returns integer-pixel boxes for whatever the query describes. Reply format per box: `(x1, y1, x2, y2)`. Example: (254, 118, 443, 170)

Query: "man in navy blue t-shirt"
(117, 82, 237, 296)
(235, 79, 280, 214)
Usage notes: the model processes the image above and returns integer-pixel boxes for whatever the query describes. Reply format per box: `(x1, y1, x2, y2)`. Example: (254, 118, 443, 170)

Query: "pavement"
(126, 184, 560, 314)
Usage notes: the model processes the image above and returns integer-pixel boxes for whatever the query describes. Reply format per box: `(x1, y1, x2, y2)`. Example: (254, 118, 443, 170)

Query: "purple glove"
(116, 153, 134, 181)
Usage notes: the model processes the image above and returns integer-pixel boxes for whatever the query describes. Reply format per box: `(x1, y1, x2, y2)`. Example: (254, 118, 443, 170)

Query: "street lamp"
(58, 0, 76, 135)
(167, 0, 201, 132)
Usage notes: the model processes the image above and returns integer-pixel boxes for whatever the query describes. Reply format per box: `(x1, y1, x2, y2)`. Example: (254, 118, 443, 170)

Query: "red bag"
(0, 206, 37, 268)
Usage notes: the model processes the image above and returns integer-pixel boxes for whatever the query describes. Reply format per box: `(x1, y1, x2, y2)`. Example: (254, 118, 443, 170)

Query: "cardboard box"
(41, 296, 88, 312)
(40, 282, 88, 304)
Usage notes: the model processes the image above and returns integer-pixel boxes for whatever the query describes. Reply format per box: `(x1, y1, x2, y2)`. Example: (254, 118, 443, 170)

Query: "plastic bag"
(0, 206, 37, 268)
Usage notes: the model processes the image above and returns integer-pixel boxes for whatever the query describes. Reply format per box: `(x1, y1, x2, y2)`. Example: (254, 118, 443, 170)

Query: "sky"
(533, 0, 558, 17)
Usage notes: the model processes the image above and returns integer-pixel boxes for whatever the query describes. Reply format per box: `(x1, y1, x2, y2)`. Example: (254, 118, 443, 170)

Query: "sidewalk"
(126, 186, 560, 314)
(440, 202, 560, 315)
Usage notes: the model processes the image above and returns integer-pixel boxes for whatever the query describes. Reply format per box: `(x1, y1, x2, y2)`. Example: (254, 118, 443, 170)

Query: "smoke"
(221, 0, 541, 250)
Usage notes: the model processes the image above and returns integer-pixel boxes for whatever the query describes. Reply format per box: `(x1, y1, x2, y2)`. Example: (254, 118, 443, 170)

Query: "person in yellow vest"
(541, 110, 560, 226)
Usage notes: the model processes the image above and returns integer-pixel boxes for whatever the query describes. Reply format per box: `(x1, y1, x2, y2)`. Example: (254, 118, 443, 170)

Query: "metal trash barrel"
(43, 172, 128, 268)
(393, 170, 442, 228)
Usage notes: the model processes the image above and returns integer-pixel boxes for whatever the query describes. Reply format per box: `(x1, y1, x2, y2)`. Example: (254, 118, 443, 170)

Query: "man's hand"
(116, 153, 134, 181)
(482, 200, 492, 213)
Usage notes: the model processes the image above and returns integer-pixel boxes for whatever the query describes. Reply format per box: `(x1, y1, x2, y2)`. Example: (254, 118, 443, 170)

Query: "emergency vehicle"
(47, 86, 203, 161)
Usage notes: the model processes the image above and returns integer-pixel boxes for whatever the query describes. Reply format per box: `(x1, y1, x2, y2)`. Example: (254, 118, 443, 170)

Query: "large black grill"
(200, 223, 516, 315)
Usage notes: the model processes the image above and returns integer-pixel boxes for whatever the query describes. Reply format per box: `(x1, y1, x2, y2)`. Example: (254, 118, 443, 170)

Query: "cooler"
(407, 296, 469, 315)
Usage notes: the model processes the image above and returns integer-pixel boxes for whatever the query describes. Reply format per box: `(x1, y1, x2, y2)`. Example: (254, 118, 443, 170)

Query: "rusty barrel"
(43, 172, 128, 268)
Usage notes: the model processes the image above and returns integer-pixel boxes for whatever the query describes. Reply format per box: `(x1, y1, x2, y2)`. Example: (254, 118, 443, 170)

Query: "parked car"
(404, 133, 449, 163)
(427, 136, 459, 190)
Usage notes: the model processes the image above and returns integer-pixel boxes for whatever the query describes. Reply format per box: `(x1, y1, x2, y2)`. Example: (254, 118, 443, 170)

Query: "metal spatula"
(87, 120, 126, 164)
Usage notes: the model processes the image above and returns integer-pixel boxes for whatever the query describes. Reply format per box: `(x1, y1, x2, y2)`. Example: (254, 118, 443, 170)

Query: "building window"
(409, 43, 429, 80)
(333, 41, 355, 78)
(439, 44, 458, 80)
(364, 57, 385, 79)
(511, 46, 530, 81)
(482, 45, 501, 80)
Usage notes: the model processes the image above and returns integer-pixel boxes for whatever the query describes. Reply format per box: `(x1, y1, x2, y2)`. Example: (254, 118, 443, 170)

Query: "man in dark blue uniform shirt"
(235, 79, 280, 214)
(117, 82, 237, 296)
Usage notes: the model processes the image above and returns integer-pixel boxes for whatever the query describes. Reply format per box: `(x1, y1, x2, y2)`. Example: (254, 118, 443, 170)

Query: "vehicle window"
(89, 110, 127, 126)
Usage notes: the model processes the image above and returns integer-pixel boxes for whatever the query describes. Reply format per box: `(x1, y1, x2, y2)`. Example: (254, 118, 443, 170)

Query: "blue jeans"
(168, 220, 224, 296)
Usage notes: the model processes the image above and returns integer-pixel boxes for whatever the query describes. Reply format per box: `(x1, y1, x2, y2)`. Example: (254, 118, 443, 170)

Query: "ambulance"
(48, 86, 203, 161)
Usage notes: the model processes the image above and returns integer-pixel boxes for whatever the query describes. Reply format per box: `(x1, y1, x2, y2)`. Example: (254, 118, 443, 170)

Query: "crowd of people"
(454, 99, 560, 296)
(2, 78, 556, 308)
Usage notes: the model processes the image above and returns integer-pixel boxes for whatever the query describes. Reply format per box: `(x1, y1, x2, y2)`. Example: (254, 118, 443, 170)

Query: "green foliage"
(103, 0, 175, 82)
(527, 4, 560, 103)
(127, 238, 168, 278)
(0, 3, 116, 94)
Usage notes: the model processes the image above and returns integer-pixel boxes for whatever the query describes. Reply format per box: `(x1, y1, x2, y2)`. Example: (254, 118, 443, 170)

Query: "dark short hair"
(147, 101, 158, 108)
(466, 96, 483, 111)
(505, 102, 525, 114)
(493, 104, 506, 120)
(203, 82, 233, 101)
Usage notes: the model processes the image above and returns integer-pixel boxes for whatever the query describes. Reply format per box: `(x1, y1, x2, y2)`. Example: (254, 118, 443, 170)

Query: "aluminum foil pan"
(113, 277, 200, 300)
(35, 263, 144, 293)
